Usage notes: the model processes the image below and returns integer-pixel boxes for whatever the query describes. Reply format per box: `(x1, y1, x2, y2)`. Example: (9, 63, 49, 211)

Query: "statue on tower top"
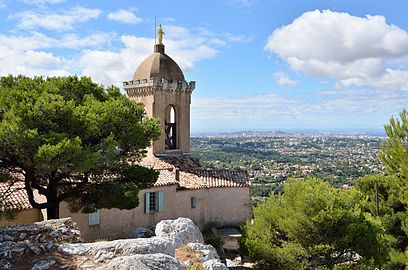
(157, 24, 165, 44)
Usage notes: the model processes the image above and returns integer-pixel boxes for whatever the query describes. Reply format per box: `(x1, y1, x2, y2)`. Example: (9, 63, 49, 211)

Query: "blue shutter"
(158, 191, 164, 212)
(88, 209, 100, 225)
(145, 192, 150, 214)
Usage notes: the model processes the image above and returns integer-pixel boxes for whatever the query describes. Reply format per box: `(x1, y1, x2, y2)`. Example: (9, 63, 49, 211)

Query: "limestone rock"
(97, 254, 183, 270)
(59, 236, 175, 257)
(95, 256, 150, 270)
(203, 259, 228, 270)
(186, 243, 220, 262)
(155, 217, 204, 248)
(31, 259, 56, 270)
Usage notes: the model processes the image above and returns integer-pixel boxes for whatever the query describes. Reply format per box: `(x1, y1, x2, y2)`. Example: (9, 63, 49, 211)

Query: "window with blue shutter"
(88, 209, 100, 225)
(145, 191, 164, 213)
(145, 192, 150, 214)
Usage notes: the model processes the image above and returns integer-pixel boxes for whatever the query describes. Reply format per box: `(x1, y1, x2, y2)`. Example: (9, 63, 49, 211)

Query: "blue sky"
(1, 0, 408, 133)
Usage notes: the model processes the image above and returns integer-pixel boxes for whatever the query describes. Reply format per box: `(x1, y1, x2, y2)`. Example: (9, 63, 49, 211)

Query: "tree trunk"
(47, 203, 60, 219)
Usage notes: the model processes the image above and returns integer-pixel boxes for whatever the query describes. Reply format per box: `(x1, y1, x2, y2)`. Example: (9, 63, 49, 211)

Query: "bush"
(242, 177, 385, 269)
(204, 233, 223, 250)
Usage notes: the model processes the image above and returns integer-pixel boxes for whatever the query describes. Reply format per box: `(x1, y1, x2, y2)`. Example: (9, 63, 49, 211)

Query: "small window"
(88, 209, 100, 226)
(145, 191, 164, 214)
(191, 197, 197, 209)
(149, 192, 156, 212)
(165, 105, 177, 149)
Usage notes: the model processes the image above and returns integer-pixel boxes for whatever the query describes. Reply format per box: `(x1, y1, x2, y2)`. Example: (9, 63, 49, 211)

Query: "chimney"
(175, 168, 180, 181)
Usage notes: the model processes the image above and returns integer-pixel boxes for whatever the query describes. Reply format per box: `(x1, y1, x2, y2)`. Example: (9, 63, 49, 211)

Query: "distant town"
(191, 131, 385, 196)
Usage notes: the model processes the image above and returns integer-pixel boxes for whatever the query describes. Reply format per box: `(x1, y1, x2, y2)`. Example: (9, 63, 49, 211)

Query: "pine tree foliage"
(242, 178, 384, 269)
(0, 75, 161, 219)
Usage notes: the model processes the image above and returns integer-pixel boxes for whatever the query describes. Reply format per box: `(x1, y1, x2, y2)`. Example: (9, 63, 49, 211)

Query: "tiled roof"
(154, 170, 179, 187)
(155, 154, 201, 170)
(140, 154, 201, 171)
(192, 169, 250, 187)
(144, 154, 251, 189)
(0, 181, 32, 211)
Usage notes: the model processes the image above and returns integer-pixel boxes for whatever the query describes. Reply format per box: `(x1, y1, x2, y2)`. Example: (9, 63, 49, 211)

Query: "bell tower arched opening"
(165, 105, 177, 150)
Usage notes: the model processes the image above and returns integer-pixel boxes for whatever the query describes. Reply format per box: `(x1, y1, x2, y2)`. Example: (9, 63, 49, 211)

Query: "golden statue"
(157, 24, 165, 44)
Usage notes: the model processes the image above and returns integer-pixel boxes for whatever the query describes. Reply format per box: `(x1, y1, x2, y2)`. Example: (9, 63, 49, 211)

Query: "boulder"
(186, 243, 220, 262)
(59, 236, 176, 257)
(155, 217, 204, 248)
(203, 259, 229, 270)
(95, 256, 150, 270)
(96, 254, 183, 270)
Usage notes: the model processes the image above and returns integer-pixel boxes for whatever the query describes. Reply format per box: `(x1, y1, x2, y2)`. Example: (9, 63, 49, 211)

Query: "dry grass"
(175, 245, 205, 269)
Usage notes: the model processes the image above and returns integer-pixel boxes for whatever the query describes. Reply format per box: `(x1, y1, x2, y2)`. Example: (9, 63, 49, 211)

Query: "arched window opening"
(165, 105, 177, 149)
(137, 103, 146, 122)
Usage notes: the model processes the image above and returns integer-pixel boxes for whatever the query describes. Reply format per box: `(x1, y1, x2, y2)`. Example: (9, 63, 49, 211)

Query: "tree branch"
(57, 173, 89, 202)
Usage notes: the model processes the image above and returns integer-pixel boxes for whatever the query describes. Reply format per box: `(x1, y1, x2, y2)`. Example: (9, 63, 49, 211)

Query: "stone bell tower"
(123, 36, 195, 155)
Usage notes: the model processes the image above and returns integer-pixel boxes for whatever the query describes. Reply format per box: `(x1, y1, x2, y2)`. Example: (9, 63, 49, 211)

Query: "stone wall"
(0, 218, 81, 269)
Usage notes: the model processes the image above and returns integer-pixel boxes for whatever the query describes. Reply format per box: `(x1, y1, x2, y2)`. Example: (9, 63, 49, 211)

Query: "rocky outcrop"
(203, 259, 229, 270)
(186, 243, 220, 262)
(0, 218, 80, 269)
(96, 254, 184, 270)
(155, 217, 204, 248)
(59, 237, 176, 257)
(0, 217, 227, 270)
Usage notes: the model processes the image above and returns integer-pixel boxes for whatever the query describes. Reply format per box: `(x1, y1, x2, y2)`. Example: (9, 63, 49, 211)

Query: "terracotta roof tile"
(154, 170, 178, 187)
(141, 154, 251, 189)
(0, 181, 32, 211)
(155, 154, 201, 171)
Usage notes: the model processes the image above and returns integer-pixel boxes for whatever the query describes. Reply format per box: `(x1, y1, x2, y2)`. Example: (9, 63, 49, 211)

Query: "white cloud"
(265, 10, 408, 90)
(21, 0, 65, 5)
(0, 24, 245, 87)
(0, 32, 113, 50)
(78, 30, 220, 86)
(59, 32, 115, 49)
(273, 71, 298, 87)
(0, 31, 115, 78)
(0, 46, 65, 77)
(107, 9, 142, 24)
(11, 6, 102, 31)
(191, 88, 408, 130)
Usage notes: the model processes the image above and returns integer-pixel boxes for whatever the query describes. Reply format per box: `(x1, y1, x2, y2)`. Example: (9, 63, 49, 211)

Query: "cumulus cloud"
(0, 32, 113, 50)
(265, 10, 408, 90)
(0, 23, 246, 86)
(78, 25, 234, 86)
(0, 44, 66, 77)
(107, 9, 142, 24)
(78, 31, 219, 86)
(0, 32, 114, 78)
(11, 6, 102, 31)
(273, 71, 298, 87)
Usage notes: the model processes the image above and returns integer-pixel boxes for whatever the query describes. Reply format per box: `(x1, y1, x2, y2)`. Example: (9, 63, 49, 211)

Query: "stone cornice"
(124, 78, 195, 98)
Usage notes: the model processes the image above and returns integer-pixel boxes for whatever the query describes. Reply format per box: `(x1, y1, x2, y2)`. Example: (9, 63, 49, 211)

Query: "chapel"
(0, 27, 251, 241)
